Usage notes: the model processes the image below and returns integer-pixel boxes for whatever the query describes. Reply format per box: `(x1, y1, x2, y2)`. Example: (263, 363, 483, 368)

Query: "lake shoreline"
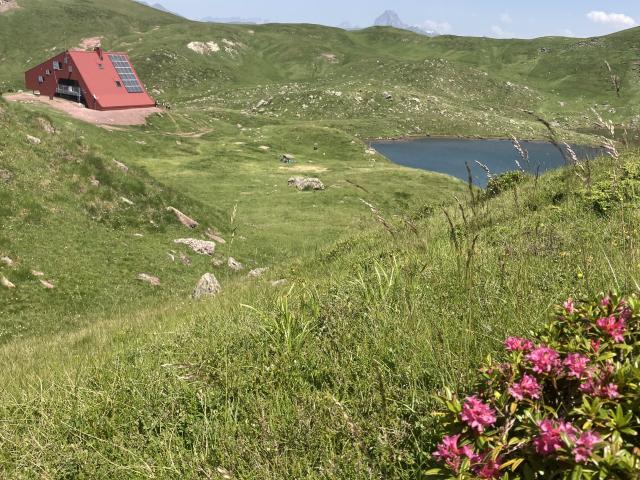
(364, 133, 603, 147)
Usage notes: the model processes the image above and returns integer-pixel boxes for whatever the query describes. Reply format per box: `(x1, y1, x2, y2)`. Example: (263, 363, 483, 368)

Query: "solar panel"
(108, 54, 144, 93)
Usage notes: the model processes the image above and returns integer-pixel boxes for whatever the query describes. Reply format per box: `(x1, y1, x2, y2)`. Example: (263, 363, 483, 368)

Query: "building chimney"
(95, 47, 104, 61)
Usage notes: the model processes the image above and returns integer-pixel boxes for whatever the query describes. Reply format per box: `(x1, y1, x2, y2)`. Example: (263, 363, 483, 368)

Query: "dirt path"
(4, 93, 161, 126)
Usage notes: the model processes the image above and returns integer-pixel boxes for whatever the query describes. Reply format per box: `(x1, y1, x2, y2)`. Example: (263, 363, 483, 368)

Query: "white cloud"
(586, 11, 636, 29)
(423, 19, 452, 34)
(490, 25, 513, 38)
(500, 13, 512, 24)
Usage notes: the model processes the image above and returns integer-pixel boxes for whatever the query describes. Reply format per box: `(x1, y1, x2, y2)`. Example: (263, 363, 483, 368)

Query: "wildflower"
(573, 431, 600, 463)
(475, 457, 502, 479)
(600, 296, 611, 307)
(596, 315, 626, 343)
(527, 346, 561, 374)
(590, 339, 601, 353)
(460, 396, 497, 433)
(564, 298, 575, 314)
(433, 434, 462, 471)
(504, 337, 534, 352)
(564, 354, 589, 379)
(508, 374, 541, 400)
(533, 419, 576, 455)
(433, 435, 481, 472)
(580, 370, 620, 399)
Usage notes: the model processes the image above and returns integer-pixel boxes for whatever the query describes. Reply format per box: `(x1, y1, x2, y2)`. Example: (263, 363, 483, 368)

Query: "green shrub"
(429, 293, 640, 479)
(484, 171, 528, 199)
(586, 161, 640, 215)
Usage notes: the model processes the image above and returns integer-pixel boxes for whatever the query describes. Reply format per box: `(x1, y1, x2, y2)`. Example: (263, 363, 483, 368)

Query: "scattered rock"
(365, 148, 377, 155)
(253, 97, 273, 111)
(258, 145, 270, 151)
(321, 53, 339, 63)
(120, 197, 135, 206)
(248, 267, 269, 278)
(26, 134, 41, 145)
(37, 117, 55, 134)
(174, 238, 216, 255)
(112, 159, 129, 173)
(193, 273, 221, 299)
(271, 279, 288, 287)
(281, 153, 295, 163)
(288, 177, 325, 191)
(205, 228, 226, 244)
(228, 257, 244, 271)
(137, 273, 161, 286)
(180, 253, 192, 266)
(31, 270, 44, 277)
(0, 275, 15, 289)
(167, 207, 199, 229)
(89, 176, 100, 187)
(0, 256, 14, 267)
(167, 252, 175, 262)
(0, 1, 19, 14)
(211, 257, 225, 267)
(187, 41, 220, 55)
(0, 169, 12, 183)
(133, 233, 144, 238)
(382, 91, 393, 100)
(40, 280, 55, 289)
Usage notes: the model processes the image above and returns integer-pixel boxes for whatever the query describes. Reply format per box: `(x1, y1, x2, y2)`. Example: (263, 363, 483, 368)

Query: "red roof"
(24, 48, 155, 111)
(67, 50, 155, 110)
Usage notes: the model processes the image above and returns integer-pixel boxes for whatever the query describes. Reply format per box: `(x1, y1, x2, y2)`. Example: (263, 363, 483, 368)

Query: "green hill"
(1, 0, 640, 477)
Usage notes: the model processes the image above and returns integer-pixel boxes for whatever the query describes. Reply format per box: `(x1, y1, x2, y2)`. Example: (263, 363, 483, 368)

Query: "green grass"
(1, 0, 640, 477)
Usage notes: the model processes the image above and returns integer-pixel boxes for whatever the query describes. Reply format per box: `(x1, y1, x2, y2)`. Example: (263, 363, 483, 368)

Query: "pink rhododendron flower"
(460, 396, 497, 433)
(433, 435, 481, 472)
(600, 296, 611, 307)
(433, 435, 462, 471)
(564, 354, 589, 379)
(564, 298, 575, 314)
(573, 431, 600, 463)
(533, 419, 576, 455)
(475, 457, 502, 479)
(504, 337, 534, 352)
(527, 346, 561, 374)
(580, 372, 620, 399)
(590, 340, 601, 353)
(508, 374, 541, 400)
(596, 315, 626, 343)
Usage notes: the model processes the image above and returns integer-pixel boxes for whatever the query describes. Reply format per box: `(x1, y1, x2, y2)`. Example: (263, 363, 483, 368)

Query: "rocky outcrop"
(1, 275, 15, 289)
(112, 159, 129, 173)
(193, 273, 221, 299)
(137, 273, 161, 286)
(174, 238, 216, 255)
(288, 177, 325, 191)
(37, 117, 55, 134)
(0, 256, 14, 267)
(167, 207, 199, 229)
(228, 257, 244, 271)
(248, 267, 269, 278)
(205, 227, 226, 244)
(26, 135, 41, 145)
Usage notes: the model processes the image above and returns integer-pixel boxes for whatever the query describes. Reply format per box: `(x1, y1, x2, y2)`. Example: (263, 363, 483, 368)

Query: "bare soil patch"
(77, 37, 102, 50)
(279, 165, 328, 173)
(4, 93, 161, 126)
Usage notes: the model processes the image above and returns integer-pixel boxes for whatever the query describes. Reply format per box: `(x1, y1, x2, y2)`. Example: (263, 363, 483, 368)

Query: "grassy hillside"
(2, 146, 640, 477)
(2, 0, 640, 477)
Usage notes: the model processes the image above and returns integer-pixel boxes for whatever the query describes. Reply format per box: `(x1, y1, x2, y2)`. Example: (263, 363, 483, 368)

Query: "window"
(53, 60, 61, 70)
(68, 66, 73, 73)
(45, 69, 51, 75)
(115, 80, 122, 88)
(63, 56, 68, 64)
(37, 76, 43, 83)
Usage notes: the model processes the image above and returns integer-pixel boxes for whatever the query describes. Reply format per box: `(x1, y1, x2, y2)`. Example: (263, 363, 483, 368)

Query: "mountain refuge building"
(25, 47, 155, 110)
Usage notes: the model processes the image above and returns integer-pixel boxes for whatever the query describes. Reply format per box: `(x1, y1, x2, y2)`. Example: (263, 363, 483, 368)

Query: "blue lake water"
(371, 138, 604, 188)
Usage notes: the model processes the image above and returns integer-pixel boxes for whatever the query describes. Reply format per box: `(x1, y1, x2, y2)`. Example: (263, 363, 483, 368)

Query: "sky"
(154, 0, 640, 38)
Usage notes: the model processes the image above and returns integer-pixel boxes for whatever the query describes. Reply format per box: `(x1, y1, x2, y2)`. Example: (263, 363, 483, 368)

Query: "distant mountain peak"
(374, 10, 438, 36)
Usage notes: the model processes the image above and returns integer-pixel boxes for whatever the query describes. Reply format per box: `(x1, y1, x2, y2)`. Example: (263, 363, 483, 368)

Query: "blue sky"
(156, 1, 640, 38)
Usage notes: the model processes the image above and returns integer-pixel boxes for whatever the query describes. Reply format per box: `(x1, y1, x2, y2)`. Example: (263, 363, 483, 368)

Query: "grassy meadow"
(1, 0, 640, 477)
